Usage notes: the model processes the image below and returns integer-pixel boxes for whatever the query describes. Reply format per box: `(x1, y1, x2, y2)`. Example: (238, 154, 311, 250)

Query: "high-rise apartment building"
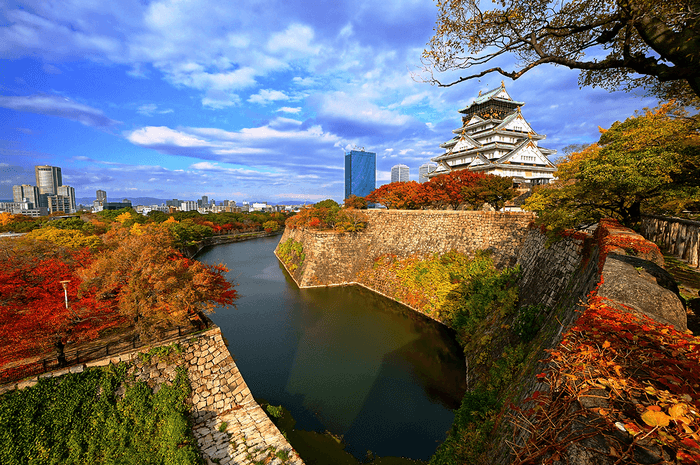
(57, 185, 76, 213)
(419, 163, 437, 183)
(48, 195, 72, 214)
(96, 190, 107, 203)
(12, 184, 40, 208)
(344, 150, 376, 200)
(35, 165, 62, 196)
(391, 164, 409, 183)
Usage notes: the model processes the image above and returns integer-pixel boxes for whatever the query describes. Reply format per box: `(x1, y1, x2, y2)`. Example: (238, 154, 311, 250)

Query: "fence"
(641, 215, 700, 268)
(0, 325, 201, 387)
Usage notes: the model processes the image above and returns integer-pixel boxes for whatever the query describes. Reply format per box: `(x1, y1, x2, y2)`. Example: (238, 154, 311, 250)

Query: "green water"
(199, 236, 466, 462)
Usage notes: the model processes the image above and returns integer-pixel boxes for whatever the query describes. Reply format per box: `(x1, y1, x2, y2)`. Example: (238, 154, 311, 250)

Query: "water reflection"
(198, 236, 466, 460)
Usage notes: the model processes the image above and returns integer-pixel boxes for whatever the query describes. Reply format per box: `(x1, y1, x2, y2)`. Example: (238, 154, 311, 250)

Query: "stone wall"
(641, 214, 700, 268)
(277, 209, 535, 287)
(0, 327, 302, 465)
(276, 211, 688, 464)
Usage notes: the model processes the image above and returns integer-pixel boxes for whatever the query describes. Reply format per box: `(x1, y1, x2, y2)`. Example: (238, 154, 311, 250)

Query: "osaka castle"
(431, 82, 556, 183)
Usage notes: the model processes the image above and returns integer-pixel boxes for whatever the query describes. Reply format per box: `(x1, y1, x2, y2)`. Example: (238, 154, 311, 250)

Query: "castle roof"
(458, 82, 524, 115)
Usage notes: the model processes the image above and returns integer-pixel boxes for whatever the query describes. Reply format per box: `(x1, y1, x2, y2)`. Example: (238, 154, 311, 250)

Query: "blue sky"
(0, 0, 657, 204)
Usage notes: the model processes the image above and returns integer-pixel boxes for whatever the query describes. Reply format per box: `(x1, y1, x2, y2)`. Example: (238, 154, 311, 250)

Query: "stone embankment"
(642, 214, 700, 268)
(0, 327, 302, 465)
(276, 211, 688, 464)
(278, 209, 535, 287)
(184, 230, 283, 258)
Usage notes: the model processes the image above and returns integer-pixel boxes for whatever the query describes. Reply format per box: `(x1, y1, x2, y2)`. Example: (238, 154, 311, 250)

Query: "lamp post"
(59, 280, 80, 321)
(60, 280, 70, 311)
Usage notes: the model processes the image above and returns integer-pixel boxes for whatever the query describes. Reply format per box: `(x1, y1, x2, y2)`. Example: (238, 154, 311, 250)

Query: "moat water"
(199, 236, 466, 461)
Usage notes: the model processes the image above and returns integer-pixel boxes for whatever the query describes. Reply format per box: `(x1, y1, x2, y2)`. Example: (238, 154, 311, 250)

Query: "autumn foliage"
(78, 225, 236, 338)
(511, 220, 700, 463)
(0, 240, 124, 371)
(0, 218, 237, 382)
(364, 170, 516, 210)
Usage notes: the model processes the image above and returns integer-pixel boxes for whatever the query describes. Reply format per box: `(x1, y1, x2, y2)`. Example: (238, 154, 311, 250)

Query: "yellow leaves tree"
(115, 211, 132, 224)
(25, 226, 103, 251)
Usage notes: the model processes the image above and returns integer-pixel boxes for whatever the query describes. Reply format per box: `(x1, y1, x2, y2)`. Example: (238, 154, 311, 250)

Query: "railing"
(0, 325, 201, 387)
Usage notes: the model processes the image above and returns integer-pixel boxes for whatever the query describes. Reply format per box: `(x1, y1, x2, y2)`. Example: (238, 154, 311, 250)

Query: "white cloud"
(248, 89, 289, 105)
(267, 24, 319, 56)
(127, 126, 210, 147)
(0, 94, 119, 128)
(137, 103, 174, 116)
(277, 106, 301, 114)
(317, 91, 413, 126)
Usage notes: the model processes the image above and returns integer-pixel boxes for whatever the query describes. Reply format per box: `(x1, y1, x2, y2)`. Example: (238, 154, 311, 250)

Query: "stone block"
(69, 365, 84, 374)
(17, 379, 38, 390)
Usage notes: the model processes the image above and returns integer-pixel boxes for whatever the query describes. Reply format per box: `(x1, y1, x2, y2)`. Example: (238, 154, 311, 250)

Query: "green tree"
(314, 199, 340, 209)
(524, 102, 700, 234)
(422, 0, 700, 103)
(461, 175, 517, 210)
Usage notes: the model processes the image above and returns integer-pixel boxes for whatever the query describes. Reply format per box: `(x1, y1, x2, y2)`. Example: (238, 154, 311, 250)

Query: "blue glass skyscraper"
(344, 150, 376, 200)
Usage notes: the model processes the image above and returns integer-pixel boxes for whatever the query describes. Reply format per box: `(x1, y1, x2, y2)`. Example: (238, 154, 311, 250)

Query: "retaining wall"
(0, 327, 302, 465)
(277, 210, 535, 287)
(276, 211, 687, 464)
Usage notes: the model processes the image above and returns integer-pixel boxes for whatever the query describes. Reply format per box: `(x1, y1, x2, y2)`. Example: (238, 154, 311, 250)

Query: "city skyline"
(0, 0, 658, 203)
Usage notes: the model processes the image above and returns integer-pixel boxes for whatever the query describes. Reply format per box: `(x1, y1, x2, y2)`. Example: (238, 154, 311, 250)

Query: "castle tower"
(431, 82, 556, 184)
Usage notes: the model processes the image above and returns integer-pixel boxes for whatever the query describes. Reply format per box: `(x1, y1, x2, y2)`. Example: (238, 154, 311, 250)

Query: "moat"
(199, 235, 467, 461)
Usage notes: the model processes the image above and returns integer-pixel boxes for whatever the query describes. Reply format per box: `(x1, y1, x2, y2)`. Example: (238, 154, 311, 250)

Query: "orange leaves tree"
(365, 170, 512, 210)
(78, 224, 236, 339)
(365, 180, 424, 209)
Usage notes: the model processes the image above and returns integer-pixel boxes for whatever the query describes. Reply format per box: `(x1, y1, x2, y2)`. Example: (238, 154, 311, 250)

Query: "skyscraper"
(344, 150, 376, 200)
(35, 165, 62, 196)
(419, 163, 437, 183)
(96, 190, 107, 203)
(391, 164, 409, 183)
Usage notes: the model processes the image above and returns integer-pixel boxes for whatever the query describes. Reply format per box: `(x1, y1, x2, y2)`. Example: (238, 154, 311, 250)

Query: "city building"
(391, 164, 410, 183)
(12, 184, 40, 208)
(251, 202, 270, 212)
(35, 165, 62, 196)
(57, 186, 76, 213)
(47, 195, 72, 214)
(344, 150, 376, 199)
(180, 200, 197, 211)
(432, 82, 556, 184)
(96, 190, 106, 203)
(419, 163, 437, 183)
(102, 200, 132, 210)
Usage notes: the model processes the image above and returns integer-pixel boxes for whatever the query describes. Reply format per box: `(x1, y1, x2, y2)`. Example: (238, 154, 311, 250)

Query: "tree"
(420, 170, 486, 209)
(262, 220, 280, 232)
(365, 181, 423, 209)
(315, 199, 340, 209)
(461, 174, 517, 210)
(0, 238, 124, 369)
(344, 195, 368, 209)
(78, 224, 236, 339)
(25, 226, 103, 251)
(524, 102, 700, 233)
(422, 0, 700, 103)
